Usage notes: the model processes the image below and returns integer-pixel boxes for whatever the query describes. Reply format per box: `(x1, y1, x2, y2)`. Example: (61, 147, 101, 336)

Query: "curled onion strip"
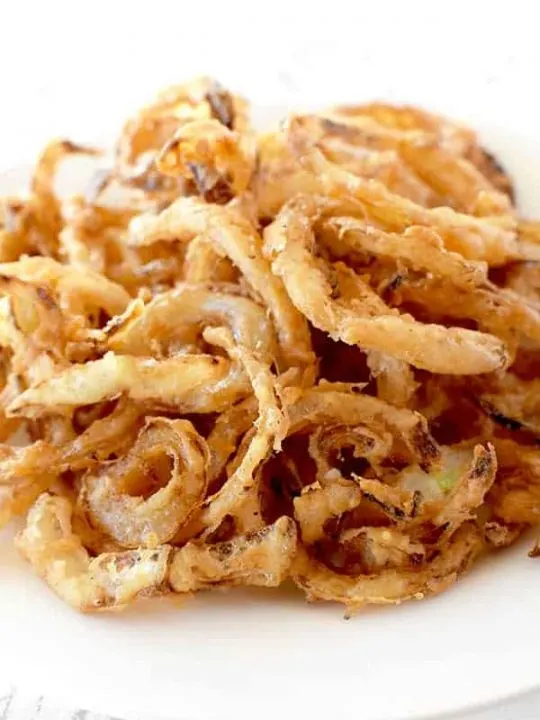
(16, 494, 171, 611)
(264, 196, 508, 374)
(82, 418, 208, 548)
(129, 197, 314, 370)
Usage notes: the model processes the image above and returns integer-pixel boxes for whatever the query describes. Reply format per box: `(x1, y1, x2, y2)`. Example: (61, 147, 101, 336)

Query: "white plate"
(1, 102, 540, 720)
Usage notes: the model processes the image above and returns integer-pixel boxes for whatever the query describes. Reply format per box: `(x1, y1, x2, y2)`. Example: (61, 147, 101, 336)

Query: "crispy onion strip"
(169, 516, 297, 592)
(183, 236, 237, 283)
(0, 199, 32, 261)
(489, 440, 540, 525)
(264, 197, 507, 374)
(7, 351, 250, 417)
(206, 397, 258, 483)
(26, 140, 100, 257)
(287, 116, 519, 265)
(0, 277, 67, 387)
(303, 113, 511, 216)
(1, 398, 140, 482)
(355, 478, 421, 521)
(129, 197, 314, 370)
(253, 131, 322, 219)
(395, 276, 540, 346)
(294, 477, 363, 544)
(308, 423, 392, 478)
(0, 474, 57, 528)
(199, 327, 287, 533)
(0, 399, 141, 525)
(315, 134, 439, 207)
(0, 276, 66, 353)
(157, 119, 256, 202)
(16, 494, 171, 611)
(288, 384, 440, 472)
(322, 217, 487, 287)
(475, 373, 540, 438)
(340, 526, 426, 572)
(329, 103, 515, 199)
(292, 523, 483, 612)
(0, 256, 130, 319)
(59, 196, 138, 275)
(433, 444, 497, 530)
(81, 418, 208, 548)
(397, 136, 511, 216)
(116, 76, 249, 176)
(330, 103, 476, 155)
(397, 443, 497, 530)
(366, 351, 418, 408)
(107, 282, 278, 364)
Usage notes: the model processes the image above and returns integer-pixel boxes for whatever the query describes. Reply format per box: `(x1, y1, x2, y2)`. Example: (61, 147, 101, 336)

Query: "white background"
(1, 0, 540, 174)
(1, 1, 540, 718)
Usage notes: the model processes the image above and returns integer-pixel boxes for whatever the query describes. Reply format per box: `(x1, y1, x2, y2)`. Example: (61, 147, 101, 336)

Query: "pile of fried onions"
(2, 77, 540, 614)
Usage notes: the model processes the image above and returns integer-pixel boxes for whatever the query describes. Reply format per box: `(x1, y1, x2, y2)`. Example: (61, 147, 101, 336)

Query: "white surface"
(0, 688, 540, 720)
(1, 2, 540, 719)
(2, 685, 540, 720)
(0, 687, 116, 720)
(2, 515, 540, 720)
